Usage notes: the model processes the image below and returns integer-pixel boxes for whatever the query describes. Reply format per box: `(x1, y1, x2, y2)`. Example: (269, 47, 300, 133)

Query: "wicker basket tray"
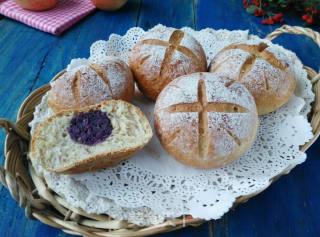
(0, 25, 320, 237)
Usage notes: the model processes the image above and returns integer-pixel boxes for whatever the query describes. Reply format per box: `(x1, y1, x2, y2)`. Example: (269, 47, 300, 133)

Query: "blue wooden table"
(0, 0, 320, 236)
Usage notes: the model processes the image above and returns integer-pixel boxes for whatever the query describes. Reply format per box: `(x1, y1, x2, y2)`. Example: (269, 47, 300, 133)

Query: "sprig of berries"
(243, 0, 320, 25)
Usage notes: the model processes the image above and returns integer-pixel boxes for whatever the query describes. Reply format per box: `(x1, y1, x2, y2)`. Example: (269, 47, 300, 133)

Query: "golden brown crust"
(154, 73, 259, 169)
(209, 42, 296, 115)
(129, 28, 207, 101)
(31, 100, 153, 174)
(48, 58, 134, 113)
(155, 112, 257, 169)
(49, 145, 144, 174)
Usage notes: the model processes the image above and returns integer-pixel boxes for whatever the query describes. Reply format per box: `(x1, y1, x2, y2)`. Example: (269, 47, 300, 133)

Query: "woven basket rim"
(1, 25, 320, 237)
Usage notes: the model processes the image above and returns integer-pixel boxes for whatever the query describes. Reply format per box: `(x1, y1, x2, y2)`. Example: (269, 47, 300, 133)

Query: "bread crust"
(48, 145, 144, 174)
(154, 72, 258, 169)
(129, 27, 207, 101)
(31, 100, 153, 174)
(48, 58, 134, 113)
(209, 41, 296, 115)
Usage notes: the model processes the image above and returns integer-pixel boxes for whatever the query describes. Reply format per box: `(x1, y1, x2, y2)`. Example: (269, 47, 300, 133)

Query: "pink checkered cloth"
(0, 0, 96, 35)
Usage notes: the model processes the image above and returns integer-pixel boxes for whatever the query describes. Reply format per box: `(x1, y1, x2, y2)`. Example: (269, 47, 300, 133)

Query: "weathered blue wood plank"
(153, 223, 212, 237)
(196, 0, 269, 33)
(0, 18, 57, 169)
(137, 0, 194, 29)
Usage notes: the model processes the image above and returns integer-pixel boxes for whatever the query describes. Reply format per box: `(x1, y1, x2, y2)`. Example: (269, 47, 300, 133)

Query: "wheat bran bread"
(129, 27, 207, 101)
(48, 57, 134, 112)
(30, 100, 152, 174)
(209, 40, 296, 115)
(154, 72, 258, 169)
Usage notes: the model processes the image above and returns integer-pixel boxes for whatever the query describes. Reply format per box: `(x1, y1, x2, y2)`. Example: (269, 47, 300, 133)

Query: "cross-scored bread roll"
(48, 57, 134, 112)
(154, 72, 258, 169)
(209, 40, 296, 115)
(129, 27, 207, 101)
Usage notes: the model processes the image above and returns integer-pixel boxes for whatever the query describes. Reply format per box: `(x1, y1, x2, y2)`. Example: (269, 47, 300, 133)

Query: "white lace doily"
(29, 25, 314, 226)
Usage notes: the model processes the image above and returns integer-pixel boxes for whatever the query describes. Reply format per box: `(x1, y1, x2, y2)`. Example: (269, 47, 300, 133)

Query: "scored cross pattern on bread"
(89, 64, 114, 96)
(141, 29, 201, 78)
(166, 77, 248, 158)
(48, 58, 134, 112)
(129, 27, 207, 101)
(211, 42, 288, 90)
(209, 40, 296, 115)
(70, 64, 114, 104)
(154, 72, 258, 169)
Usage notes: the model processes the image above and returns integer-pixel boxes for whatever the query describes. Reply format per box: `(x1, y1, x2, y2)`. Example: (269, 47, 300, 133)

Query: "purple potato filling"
(68, 110, 113, 146)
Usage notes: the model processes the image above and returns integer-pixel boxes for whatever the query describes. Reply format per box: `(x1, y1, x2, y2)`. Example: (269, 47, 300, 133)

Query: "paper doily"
(29, 25, 314, 226)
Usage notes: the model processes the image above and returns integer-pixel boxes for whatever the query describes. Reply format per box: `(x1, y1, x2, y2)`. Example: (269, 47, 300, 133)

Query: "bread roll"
(129, 27, 207, 101)
(209, 40, 296, 115)
(154, 72, 258, 169)
(31, 100, 153, 174)
(48, 57, 134, 112)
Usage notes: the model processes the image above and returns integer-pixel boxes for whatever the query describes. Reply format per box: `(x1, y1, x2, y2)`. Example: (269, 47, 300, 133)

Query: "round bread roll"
(154, 72, 258, 169)
(209, 40, 296, 115)
(129, 27, 207, 101)
(48, 57, 134, 112)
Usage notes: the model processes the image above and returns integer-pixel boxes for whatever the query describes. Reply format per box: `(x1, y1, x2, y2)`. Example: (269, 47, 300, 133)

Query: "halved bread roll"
(30, 100, 153, 174)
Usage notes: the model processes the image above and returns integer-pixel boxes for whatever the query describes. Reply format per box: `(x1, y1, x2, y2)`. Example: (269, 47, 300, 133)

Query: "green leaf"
(246, 5, 256, 14)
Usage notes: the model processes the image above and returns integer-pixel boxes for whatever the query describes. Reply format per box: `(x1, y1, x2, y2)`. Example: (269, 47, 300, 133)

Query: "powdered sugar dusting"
(246, 58, 285, 92)
(248, 36, 314, 116)
(129, 26, 207, 90)
(210, 48, 251, 79)
(49, 57, 133, 110)
(28, 26, 314, 226)
(209, 38, 301, 115)
(131, 43, 166, 81)
(100, 57, 133, 98)
(156, 73, 256, 112)
(155, 72, 257, 159)
(211, 39, 293, 93)
(141, 25, 173, 42)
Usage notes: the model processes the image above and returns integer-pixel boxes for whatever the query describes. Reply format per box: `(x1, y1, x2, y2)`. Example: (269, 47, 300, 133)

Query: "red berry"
(262, 17, 274, 25)
(306, 17, 314, 24)
(302, 14, 309, 21)
(254, 8, 264, 17)
(243, 0, 248, 8)
(272, 13, 284, 22)
(252, 0, 259, 6)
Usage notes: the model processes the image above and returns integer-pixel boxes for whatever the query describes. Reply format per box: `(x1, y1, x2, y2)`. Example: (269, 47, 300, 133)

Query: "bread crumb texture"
(31, 100, 152, 171)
